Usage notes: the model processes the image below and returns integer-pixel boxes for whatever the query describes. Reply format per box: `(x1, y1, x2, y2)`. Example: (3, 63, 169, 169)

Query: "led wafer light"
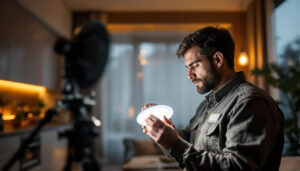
(136, 105, 173, 125)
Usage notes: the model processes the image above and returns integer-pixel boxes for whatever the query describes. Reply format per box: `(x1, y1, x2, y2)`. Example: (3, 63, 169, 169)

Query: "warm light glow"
(107, 23, 232, 32)
(140, 49, 147, 56)
(0, 80, 46, 94)
(238, 52, 249, 67)
(137, 72, 144, 80)
(27, 113, 33, 118)
(73, 26, 82, 35)
(140, 59, 148, 66)
(138, 50, 148, 66)
(128, 106, 135, 118)
(2, 114, 16, 120)
(39, 113, 45, 119)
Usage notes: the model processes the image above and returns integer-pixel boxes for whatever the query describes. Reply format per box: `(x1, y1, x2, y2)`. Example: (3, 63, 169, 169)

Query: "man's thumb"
(163, 116, 175, 128)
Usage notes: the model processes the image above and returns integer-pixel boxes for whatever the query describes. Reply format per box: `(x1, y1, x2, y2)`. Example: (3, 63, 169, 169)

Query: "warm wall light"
(0, 80, 46, 95)
(238, 51, 249, 67)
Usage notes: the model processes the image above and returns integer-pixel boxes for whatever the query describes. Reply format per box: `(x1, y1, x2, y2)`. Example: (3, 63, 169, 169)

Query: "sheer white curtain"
(99, 32, 205, 164)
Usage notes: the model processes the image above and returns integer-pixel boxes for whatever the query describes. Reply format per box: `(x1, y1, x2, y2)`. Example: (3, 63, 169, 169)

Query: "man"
(141, 27, 284, 170)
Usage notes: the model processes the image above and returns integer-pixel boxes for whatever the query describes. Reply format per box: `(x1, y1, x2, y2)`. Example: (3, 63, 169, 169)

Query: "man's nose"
(187, 68, 195, 80)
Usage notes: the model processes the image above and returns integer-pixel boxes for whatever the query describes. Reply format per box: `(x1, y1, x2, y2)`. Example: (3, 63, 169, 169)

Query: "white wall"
(16, 0, 72, 38)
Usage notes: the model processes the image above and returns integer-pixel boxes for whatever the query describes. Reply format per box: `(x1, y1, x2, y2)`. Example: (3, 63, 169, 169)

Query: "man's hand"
(141, 103, 157, 111)
(142, 115, 179, 150)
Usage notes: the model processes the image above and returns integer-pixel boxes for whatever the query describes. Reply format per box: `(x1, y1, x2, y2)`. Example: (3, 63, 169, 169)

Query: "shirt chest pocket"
(205, 122, 219, 135)
(202, 112, 222, 135)
(201, 119, 221, 152)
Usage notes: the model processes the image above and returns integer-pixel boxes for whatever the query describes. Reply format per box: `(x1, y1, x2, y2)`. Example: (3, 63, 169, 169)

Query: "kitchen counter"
(0, 122, 71, 138)
(0, 122, 71, 171)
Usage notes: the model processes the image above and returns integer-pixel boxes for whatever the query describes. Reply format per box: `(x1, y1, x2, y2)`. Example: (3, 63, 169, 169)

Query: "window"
(274, 0, 300, 64)
(99, 32, 205, 164)
(273, 0, 300, 154)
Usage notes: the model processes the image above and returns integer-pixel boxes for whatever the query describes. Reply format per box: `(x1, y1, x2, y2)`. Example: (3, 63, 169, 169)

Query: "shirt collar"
(205, 71, 246, 103)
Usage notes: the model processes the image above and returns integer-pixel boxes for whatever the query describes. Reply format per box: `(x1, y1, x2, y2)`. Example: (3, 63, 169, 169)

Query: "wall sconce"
(238, 50, 249, 67)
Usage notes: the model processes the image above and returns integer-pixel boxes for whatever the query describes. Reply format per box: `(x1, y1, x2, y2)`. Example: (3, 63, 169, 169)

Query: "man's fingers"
(142, 125, 148, 134)
(148, 114, 164, 128)
(141, 103, 157, 111)
(163, 116, 171, 124)
(150, 129, 157, 137)
(145, 116, 155, 127)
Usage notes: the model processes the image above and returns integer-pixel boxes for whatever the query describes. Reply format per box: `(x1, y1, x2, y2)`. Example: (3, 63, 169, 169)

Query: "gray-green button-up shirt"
(169, 72, 284, 171)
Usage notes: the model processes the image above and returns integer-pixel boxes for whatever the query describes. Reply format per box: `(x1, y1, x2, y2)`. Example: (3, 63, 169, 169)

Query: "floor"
(102, 164, 122, 171)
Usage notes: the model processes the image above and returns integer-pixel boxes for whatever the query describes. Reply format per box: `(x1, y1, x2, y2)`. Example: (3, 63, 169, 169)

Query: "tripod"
(59, 83, 100, 171)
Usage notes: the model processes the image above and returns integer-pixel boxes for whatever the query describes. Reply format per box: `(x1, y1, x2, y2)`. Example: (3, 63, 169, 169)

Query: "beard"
(195, 64, 221, 94)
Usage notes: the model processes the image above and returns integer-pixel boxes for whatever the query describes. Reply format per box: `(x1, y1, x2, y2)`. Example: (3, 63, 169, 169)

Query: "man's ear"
(212, 52, 224, 69)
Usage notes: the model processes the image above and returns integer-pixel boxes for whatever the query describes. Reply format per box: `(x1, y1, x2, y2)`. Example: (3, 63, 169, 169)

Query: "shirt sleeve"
(158, 129, 191, 158)
(158, 110, 199, 157)
(169, 97, 282, 171)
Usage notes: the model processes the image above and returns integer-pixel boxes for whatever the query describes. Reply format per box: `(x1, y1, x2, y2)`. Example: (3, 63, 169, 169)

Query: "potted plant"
(0, 95, 9, 131)
(30, 99, 45, 123)
(0, 95, 9, 115)
(13, 101, 27, 128)
(252, 38, 300, 155)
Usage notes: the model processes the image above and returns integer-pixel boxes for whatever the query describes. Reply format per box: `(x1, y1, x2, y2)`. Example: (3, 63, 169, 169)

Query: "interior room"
(0, 0, 299, 170)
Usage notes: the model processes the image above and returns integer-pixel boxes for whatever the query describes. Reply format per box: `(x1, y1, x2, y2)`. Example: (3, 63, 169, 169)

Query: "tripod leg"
(63, 131, 73, 171)
(64, 155, 73, 171)
(81, 156, 100, 171)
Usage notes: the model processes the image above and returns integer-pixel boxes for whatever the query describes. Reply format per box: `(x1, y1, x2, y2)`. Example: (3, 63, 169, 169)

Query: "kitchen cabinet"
(0, 0, 62, 90)
(39, 125, 68, 171)
(0, 124, 69, 171)
(0, 136, 20, 171)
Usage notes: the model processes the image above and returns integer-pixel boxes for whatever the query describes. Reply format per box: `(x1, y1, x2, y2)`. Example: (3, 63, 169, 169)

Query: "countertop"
(0, 122, 71, 138)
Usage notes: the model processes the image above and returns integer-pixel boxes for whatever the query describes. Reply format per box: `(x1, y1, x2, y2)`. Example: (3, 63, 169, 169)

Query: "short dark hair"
(176, 26, 235, 68)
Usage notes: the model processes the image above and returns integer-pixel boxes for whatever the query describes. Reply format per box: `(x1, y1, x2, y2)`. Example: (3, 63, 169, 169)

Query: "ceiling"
(63, 0, 254, 12)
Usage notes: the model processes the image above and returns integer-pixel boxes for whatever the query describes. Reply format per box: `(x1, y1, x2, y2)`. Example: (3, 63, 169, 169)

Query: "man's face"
(184, 46, 221, 94)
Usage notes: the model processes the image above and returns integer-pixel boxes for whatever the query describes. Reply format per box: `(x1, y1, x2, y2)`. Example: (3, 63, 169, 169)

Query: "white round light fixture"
(136, 105, 173, 125)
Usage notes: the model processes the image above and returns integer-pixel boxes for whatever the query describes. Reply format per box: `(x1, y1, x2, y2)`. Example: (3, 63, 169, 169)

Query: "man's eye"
(192, 63, 199, 67)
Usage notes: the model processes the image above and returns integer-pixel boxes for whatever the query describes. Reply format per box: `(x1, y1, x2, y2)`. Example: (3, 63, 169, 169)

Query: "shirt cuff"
(170, 137, 192, 167)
